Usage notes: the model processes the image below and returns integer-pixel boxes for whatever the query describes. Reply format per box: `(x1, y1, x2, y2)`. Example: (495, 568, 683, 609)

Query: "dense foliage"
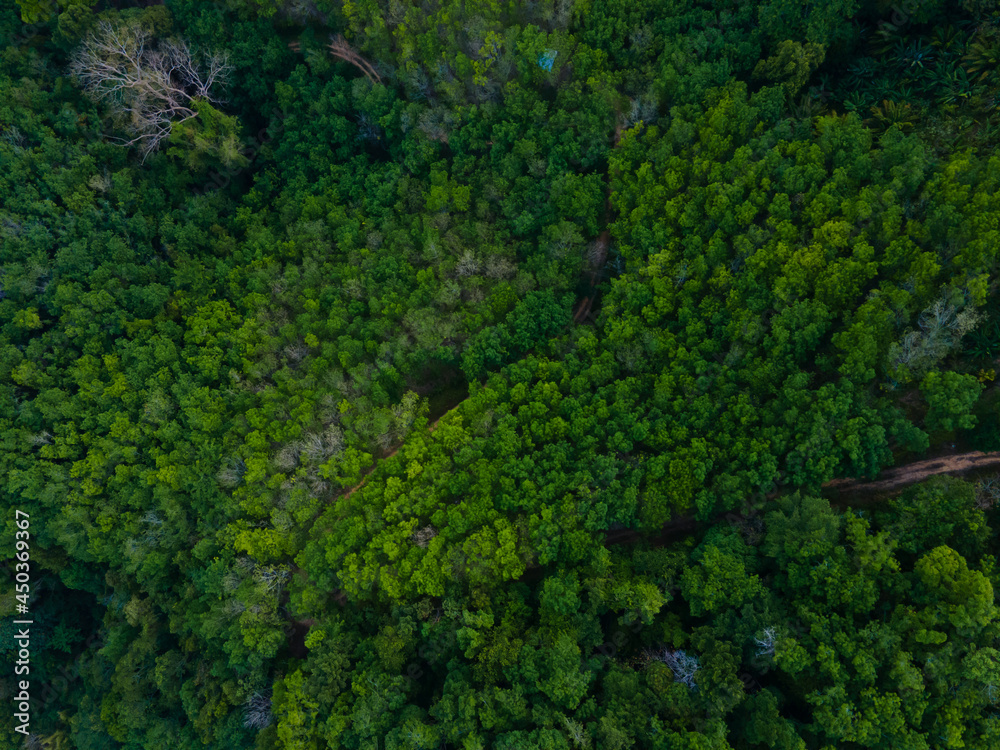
(3, 0, 1000, 748)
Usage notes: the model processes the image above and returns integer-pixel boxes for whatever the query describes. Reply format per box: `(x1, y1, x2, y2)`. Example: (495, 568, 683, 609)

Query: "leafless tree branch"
(328, 34, 381, 84)
(70, 20, 231, 160)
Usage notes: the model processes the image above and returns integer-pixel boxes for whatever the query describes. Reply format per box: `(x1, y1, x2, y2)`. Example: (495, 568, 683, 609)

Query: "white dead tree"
(243, 691, 272, 730)
(70, 20, 231, 160)
(754, 627, 778, 658)
(646, 647, 700, 689)
(886, 295, 981, 381)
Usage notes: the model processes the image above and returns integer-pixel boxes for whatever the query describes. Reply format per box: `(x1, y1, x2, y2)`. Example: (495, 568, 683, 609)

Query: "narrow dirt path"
(321, 392, 470, 508)
(602, 449, 1000, 547)
(821, 449, 1000, 501)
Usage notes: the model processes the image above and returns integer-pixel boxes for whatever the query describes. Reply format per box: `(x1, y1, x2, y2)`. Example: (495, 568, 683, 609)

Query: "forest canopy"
(3, 0, 1000, 748)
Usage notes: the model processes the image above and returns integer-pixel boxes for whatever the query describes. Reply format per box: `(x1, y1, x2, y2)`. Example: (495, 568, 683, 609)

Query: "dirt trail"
(335, 444, 1000, 546)
(299, 441, 1000, 630)
(330, 396, 468, 504)
(821, 449, 1000, 501)
(602, 449, 1000, 547)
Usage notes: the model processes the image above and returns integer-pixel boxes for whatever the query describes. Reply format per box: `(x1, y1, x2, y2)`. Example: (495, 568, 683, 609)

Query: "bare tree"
(622, 94, 659, 129)
(243, 691, 272, 730)
(273, 443, 300, 472)
(561, 716, 591, 748)
(216, 456, 247, 488)
(1, 125, 26, 151)
(253, 565, 291, 596)
(411, 525, 438, 548)
(27, 431, 52, 446)
(886, 295, 982, 380)
(976, 474, 1000, 510)
(323, 424, 345, 454)
(646, 647, 700, 689)
(754, 627, 778, 658)
(299, 433, 327, 464)
(70, 20, 231, 160)
(283, 343, 309, 363)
